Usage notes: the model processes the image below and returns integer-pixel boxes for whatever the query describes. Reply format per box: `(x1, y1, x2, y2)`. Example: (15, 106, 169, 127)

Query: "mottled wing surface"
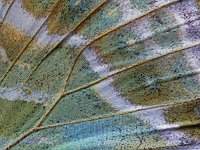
(0, 0, 200, 149)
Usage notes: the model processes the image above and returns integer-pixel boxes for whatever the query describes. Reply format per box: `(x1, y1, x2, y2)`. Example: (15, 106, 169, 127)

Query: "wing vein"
(0, 0, 15, 24)
(30, 0, 180, 131)
(0, 0, 64, 85)
(62, 0, 179, 91)
(24, 0, 109, 83)
(63, 42, 200, 97)
(37, 97, 200, 130)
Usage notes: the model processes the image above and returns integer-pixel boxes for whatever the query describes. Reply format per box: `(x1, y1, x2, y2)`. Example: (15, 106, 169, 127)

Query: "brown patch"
(0, 22, 31, 61)
(197, 0, 200, 7)
(21, 0, 58, 19)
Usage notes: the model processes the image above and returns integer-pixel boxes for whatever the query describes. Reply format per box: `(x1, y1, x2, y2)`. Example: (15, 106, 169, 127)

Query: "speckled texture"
(0, 0, 200, 149)
(13, 100, 200, 149)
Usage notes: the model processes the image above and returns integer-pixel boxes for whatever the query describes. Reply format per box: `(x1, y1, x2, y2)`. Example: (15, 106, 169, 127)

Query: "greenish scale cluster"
(46, 0, 103, 35)
(0, 98, 45, 137)
(1, 0, 200, 149)
(67, 54, 100, 90)
(59, 0, 102, 30)
(13, 100, 200, 149)
(78, 0, 122, 39)
(27, 46, 75, 94)
(22, 0, 59, 19)
(43, 87, 115, 125)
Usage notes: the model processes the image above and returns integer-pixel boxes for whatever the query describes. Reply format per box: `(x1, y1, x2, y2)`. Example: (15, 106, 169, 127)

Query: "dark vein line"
(62, 0, 179, 91)
(4, 112, 200, 150)
(3, 128, 36, 150)
(24, 1, 180, 129)
(35, 93, 65, 127)
(26, 0, 111, 127)
(20, 2, 184, 134)
(38, 121, 200, 147)
(0, 0, 15, 24)
(31, 0, 179, 131)
(124, 69, 200, 92)
(0, 0, 65, 85)
(37, 97, 200, 130)
(121, 17, 200, 52)
(2, 1, 109, 149)
(4, 42, 199, 149)
(24, 0, 180, 130)
(139, 123, 200, 150)
(62, 42, 200, 97)
(24, 0, 109, 83)
(1, 1, 183, 149)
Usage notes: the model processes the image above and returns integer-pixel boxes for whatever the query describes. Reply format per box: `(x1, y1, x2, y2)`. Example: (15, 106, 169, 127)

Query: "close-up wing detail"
(0, 0, 200, 149)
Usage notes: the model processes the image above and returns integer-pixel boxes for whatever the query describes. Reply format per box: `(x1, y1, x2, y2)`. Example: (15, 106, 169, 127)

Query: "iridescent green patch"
(13, 101, 200, 149)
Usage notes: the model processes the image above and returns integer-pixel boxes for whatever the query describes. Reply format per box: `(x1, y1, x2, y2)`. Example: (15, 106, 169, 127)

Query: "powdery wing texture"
(0, 0, 200, 149)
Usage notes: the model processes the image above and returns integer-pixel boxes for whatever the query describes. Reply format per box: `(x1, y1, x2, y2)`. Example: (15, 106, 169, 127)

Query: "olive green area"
(46, 0, 102, 35)
(1, 44, 74, 94)
(89, 9, 180, 70)
(0, 0, 200, 149)
(150, 10, 177, 33)
(0, 98, 45, 137)
(27, 46, 76, 94)
(67, 54, 100, 90)
(90, 27, 146, 70)
(22, 0, 59, 19)
(113, 49, 200, 106)
(43, 87, 116, 125)
(154, 28, 181, 50)
(1, 64, 31, 87)
(165, 101, 200, 124)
